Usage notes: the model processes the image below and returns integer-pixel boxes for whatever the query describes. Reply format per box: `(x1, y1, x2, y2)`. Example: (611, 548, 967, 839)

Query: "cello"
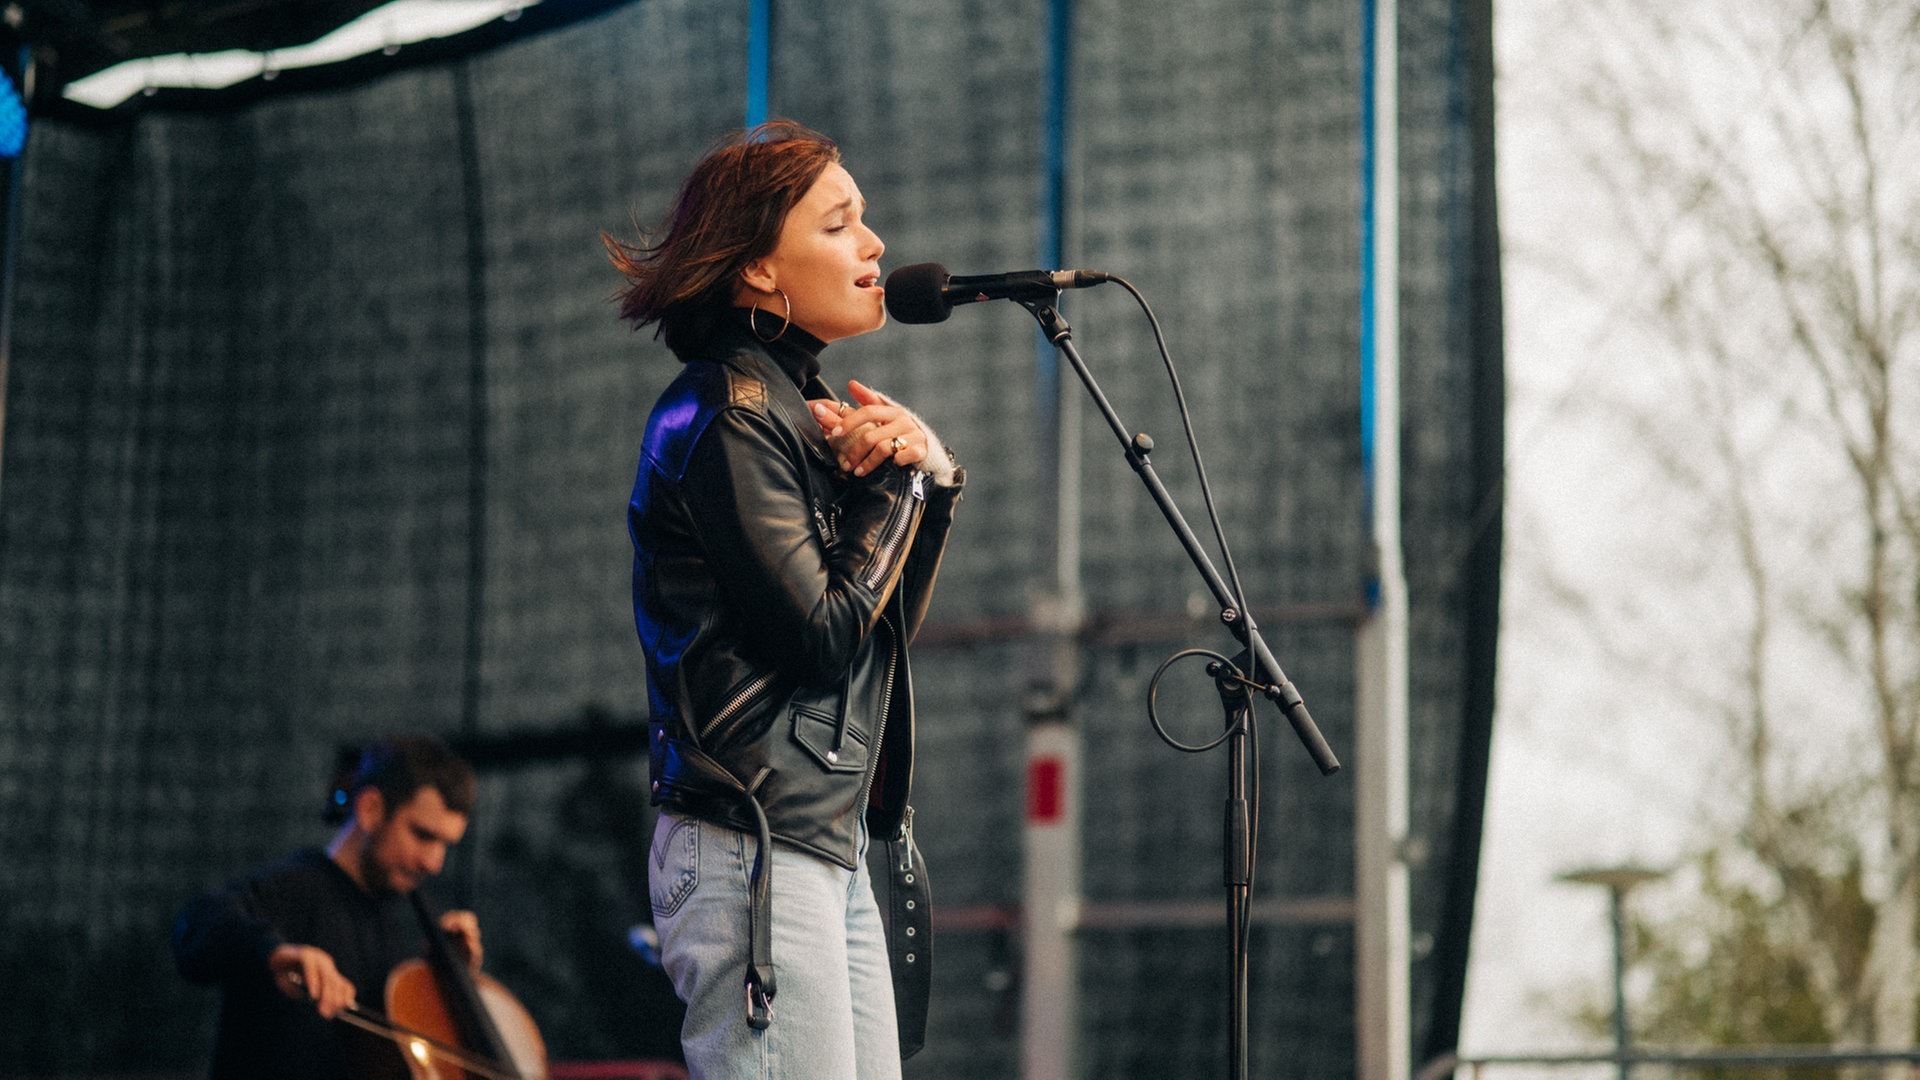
(330, 890, 547, 1080)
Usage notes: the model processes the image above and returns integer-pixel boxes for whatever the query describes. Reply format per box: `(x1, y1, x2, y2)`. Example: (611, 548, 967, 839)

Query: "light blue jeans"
(650, 811, 902, 1080)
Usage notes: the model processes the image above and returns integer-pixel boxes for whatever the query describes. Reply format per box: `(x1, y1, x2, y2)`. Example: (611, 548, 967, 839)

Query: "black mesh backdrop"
(0, 0, 1499, 1076)
(1400, 0, 1505, 1062)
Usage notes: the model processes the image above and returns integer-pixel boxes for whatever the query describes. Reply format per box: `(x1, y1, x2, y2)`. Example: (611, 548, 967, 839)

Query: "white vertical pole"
(1020, 238, 1084, 1080)
(1022, 675, 1082, 1080)
(1356, 0, 1412, 1075)
(1023, 1, 1082, 1076)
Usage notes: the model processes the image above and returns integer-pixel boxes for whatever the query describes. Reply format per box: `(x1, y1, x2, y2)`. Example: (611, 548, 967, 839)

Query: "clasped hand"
(810, 379, 928, 477)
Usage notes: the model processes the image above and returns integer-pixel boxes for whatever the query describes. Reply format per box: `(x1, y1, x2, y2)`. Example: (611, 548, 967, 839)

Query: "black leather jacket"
(629, 320, 961, 870)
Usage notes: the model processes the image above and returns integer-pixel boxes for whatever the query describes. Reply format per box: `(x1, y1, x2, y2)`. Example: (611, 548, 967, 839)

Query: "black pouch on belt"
(880, 806, 933, 1058)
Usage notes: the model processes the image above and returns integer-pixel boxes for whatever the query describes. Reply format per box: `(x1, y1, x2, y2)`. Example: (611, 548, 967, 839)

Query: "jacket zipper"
(700, 670, 776, 746)
(860, 472, 924, 590)
(855, 613, 900, 813)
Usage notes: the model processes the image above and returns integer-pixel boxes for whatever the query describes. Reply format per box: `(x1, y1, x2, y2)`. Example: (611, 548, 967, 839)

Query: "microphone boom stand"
(1017, 297, 1340, 1080)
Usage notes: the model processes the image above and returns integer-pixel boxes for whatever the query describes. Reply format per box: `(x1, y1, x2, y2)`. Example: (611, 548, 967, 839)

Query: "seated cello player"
(172, 734, 485, 1080)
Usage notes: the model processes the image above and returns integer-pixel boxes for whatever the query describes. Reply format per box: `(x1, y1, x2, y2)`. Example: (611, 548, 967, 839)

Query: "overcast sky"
(1459, 0, 1693, 1060)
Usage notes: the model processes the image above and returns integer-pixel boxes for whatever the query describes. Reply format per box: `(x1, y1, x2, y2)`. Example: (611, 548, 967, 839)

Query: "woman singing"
(608, 121, 963, 1079)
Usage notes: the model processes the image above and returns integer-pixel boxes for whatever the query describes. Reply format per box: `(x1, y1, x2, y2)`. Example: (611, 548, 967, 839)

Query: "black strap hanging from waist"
(882, 808, 932, 1058)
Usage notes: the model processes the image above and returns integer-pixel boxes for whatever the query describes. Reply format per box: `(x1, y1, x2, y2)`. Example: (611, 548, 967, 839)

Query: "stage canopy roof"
(11, 0, 630, 112)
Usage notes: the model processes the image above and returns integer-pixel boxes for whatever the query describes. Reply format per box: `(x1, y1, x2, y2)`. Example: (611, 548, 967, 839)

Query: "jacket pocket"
(649, 814, 700, 918)
(791, 703, 869, 774)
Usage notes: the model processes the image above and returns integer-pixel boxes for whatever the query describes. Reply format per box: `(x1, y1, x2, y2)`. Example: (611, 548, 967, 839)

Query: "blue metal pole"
(746, 0, 771, 126)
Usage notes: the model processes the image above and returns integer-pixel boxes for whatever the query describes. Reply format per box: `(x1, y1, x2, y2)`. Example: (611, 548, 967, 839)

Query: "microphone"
(884, 262, 1111, 324)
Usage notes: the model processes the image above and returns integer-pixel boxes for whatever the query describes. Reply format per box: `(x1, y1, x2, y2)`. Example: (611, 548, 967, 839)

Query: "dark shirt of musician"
(173, 847, 423, 1080)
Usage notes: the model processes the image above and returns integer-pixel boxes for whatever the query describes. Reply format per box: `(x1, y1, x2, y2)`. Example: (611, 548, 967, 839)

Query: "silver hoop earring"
(749, 288, 791, 344)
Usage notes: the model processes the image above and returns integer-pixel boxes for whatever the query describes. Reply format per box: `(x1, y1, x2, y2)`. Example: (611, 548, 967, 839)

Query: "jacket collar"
(694, 323, 840, 468)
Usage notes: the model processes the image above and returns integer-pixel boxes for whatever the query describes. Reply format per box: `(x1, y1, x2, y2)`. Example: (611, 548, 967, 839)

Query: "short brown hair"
(327, 734, 476, 822)
(604, 120, 841, 357)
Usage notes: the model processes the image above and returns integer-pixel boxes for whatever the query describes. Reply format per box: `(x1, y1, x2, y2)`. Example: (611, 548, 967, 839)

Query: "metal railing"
(1418, 1048, 1920, 1080)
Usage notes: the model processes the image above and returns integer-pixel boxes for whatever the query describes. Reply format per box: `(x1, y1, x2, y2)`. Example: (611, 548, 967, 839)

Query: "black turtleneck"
(741, 309, 828, 394)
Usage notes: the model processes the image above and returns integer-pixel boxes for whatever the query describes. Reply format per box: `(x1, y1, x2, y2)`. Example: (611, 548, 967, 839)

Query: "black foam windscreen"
(883, 262, 953, 324)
